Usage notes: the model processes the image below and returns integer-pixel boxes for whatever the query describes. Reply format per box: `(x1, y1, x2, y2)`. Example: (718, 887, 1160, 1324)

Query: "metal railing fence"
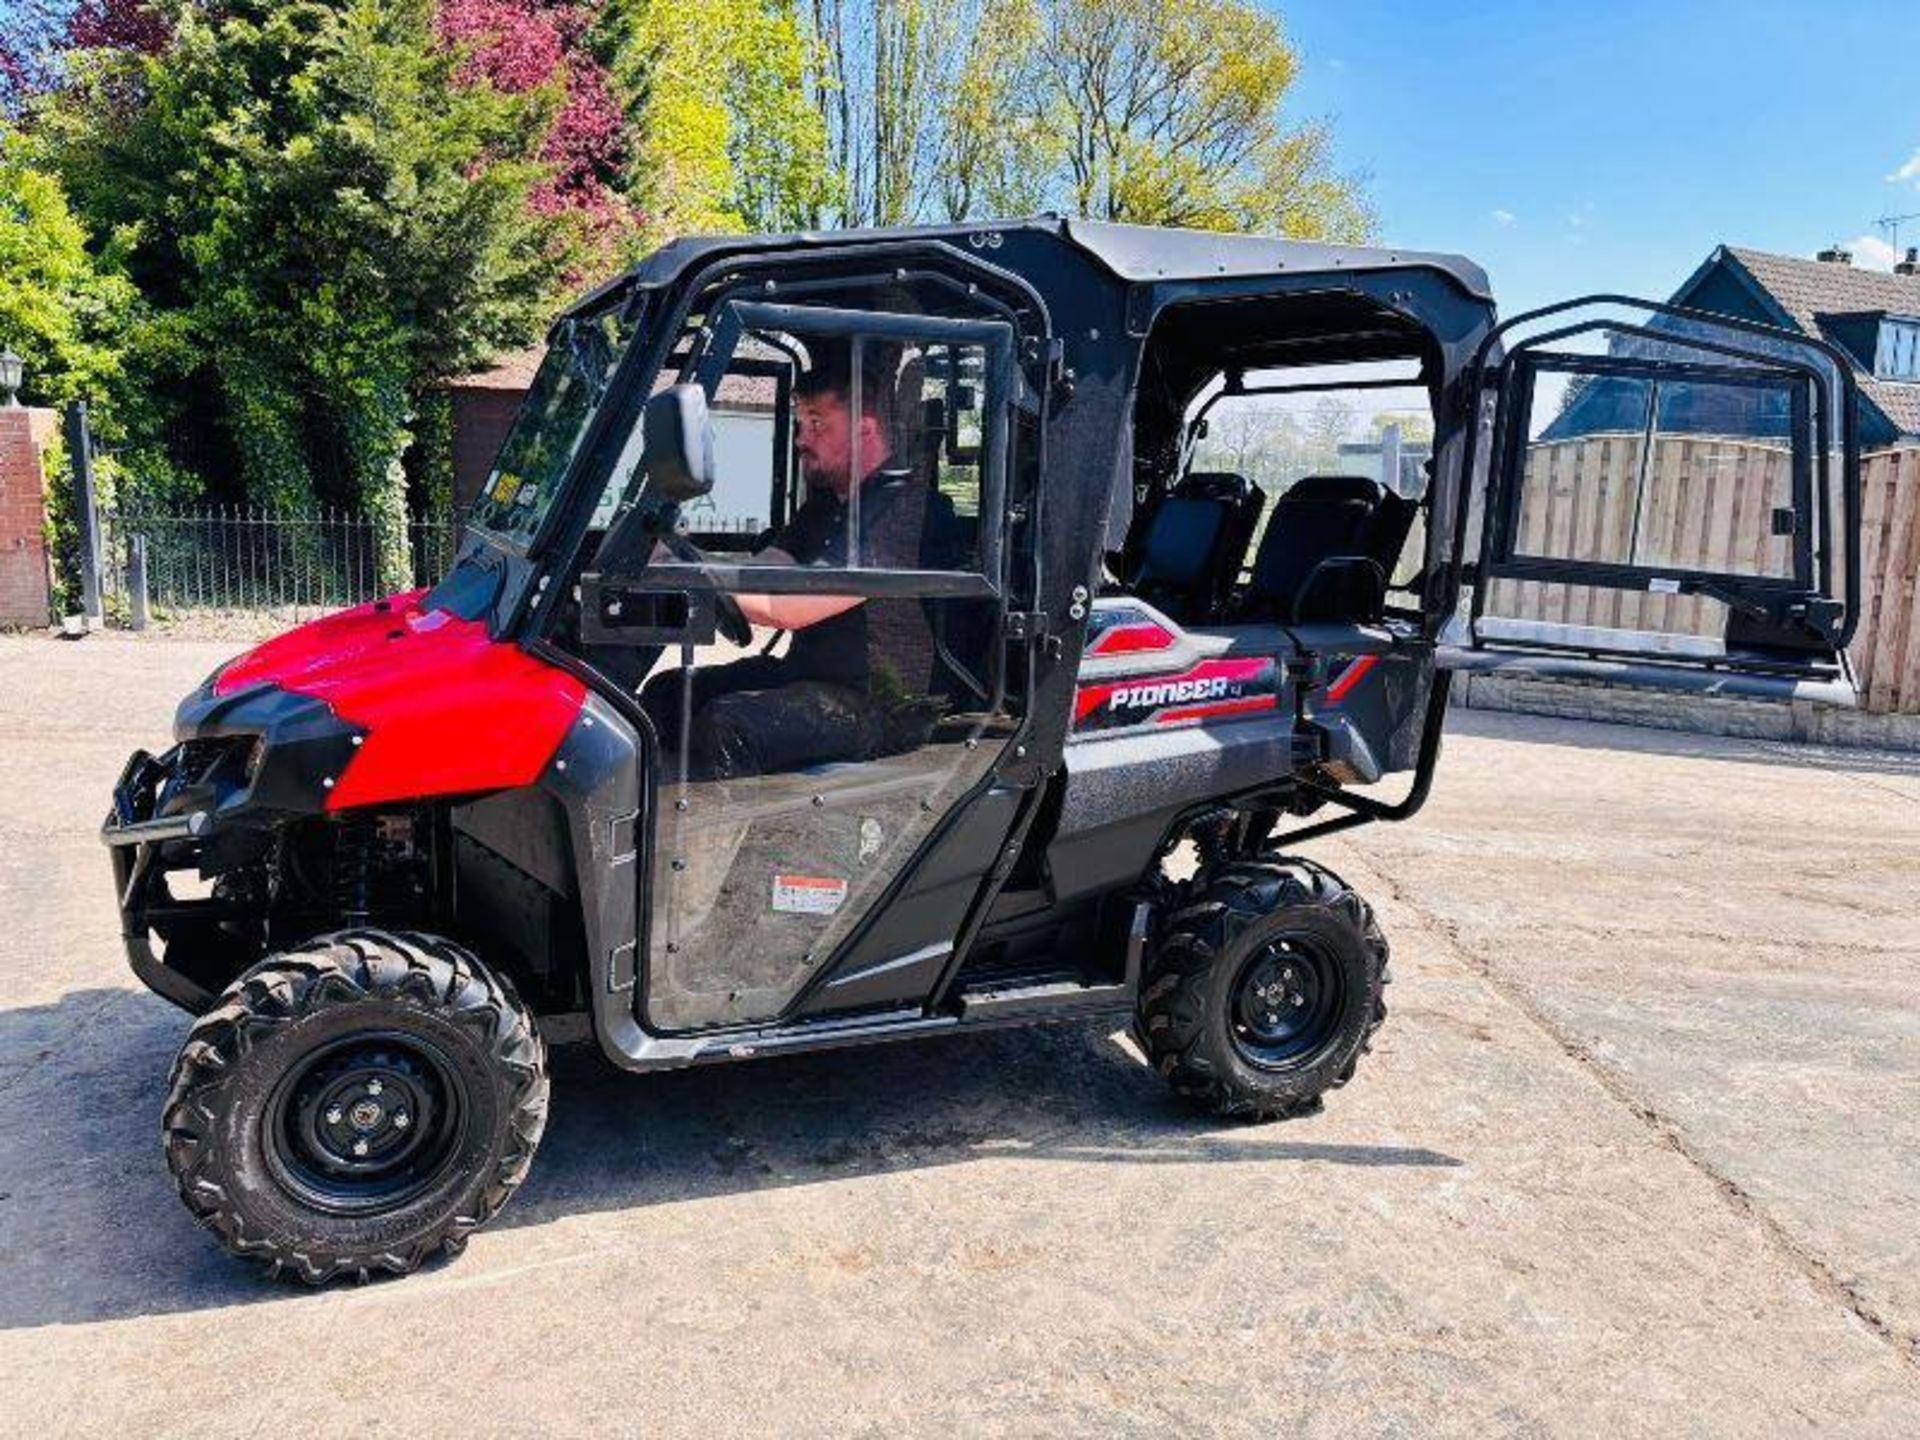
(99, 503, 464, 620)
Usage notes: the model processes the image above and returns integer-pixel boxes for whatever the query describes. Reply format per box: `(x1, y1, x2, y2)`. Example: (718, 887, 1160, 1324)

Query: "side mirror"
(642, 384, 715, 502)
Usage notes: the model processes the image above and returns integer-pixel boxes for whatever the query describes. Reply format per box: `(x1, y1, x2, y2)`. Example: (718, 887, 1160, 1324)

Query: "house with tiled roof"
(446, 346, 780, 525)
(1671, 244, 1920, 448)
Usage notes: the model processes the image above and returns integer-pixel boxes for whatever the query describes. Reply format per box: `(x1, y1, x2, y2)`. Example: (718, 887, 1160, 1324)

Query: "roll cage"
(433, 218, 1863, 757)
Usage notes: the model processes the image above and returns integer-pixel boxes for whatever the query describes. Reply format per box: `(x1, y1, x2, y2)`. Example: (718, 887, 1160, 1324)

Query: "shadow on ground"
(0, 987, 1457, 1330)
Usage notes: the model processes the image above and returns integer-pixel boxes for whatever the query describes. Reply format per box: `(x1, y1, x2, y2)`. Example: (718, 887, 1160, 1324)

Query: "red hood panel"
(214, 591, 587, 811)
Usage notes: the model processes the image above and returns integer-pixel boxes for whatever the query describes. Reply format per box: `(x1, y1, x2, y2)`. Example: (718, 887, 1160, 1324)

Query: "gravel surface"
(0, 632, 1914, 1436)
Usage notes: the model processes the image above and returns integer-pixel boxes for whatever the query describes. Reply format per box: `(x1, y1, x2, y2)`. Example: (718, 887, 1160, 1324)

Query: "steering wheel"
(661, 534, 753, 647)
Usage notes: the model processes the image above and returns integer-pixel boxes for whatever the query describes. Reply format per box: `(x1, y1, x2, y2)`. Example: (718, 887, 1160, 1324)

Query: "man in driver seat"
(643, 348, 963, 778)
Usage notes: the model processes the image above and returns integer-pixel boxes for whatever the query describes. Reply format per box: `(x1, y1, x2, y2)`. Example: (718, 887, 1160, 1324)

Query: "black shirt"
(773, 470, 966, 695)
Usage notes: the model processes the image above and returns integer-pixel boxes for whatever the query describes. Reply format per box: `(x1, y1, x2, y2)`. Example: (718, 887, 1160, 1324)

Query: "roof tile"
(1722, 247, 1920, 438)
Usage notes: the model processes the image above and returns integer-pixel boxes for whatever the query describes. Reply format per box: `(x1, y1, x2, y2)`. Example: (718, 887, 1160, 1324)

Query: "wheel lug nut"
(352, 1138, 369, 1157)
(366, 1079, 383, 1096)
(325, 1107, 343, 1125)
(1291, 993, 1306, 1007)
(393, 1110, 410, 1130)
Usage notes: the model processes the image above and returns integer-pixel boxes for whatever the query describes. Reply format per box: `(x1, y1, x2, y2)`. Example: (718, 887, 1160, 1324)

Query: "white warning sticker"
(772, 874, 848, 915)
(1647, 577, 1682, 594)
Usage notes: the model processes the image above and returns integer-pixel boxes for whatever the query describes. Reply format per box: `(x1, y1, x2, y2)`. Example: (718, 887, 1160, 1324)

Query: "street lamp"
(0, 348, 22, 407)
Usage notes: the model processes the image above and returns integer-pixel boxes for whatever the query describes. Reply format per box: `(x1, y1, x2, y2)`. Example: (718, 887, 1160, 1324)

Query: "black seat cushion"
(1129, 471, 1264, 623)
(1243, 475, 1390, 623)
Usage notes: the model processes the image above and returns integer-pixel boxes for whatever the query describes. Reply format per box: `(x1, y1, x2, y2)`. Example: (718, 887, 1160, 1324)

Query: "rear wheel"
(163, 929, 548, 1283)
(1137, 859, 1387, 1119)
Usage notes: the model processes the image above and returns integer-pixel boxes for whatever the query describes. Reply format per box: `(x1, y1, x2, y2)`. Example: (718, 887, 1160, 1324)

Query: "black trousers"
(641, 656, 875, 779)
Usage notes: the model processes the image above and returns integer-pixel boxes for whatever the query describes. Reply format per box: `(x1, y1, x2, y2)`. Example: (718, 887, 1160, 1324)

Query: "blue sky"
(1278, 0, 1918, 316)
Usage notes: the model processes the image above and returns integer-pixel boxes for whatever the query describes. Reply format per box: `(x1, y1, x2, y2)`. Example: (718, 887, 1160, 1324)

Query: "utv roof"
(577, 215, 1492, 312)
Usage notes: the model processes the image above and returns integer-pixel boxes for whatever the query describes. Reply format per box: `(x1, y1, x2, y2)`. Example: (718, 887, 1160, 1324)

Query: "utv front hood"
(195, 591, 587, 811)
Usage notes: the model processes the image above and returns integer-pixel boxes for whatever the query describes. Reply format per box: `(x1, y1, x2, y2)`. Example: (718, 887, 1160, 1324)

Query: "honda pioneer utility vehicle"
(105, 218, 1862, 1281)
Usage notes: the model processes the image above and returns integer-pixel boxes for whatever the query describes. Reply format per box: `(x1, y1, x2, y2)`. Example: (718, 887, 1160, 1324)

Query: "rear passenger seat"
(1125, 472, 1264, 625)
(1235, 475, 1414, 624)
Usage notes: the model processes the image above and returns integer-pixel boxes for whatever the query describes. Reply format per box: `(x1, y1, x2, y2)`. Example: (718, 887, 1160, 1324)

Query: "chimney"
(1816, 245, 1852, 265)
(1898, 247, 1920, 277)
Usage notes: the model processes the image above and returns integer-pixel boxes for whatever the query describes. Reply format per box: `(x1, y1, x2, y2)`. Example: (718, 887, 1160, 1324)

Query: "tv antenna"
(1878, 210, 1920, 253)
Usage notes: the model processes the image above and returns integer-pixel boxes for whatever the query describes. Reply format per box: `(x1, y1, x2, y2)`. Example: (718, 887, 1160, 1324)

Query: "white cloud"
(1890, 149, 1920, 185)
(1491, 208, 1516, 226)
(1841, 234, 1900, 272)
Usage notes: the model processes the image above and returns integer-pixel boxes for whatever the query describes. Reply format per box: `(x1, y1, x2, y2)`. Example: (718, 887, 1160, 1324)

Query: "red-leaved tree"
(66, 0, 175, 53)
(435, 0, 638, 260)
(3, 2, 172, 114)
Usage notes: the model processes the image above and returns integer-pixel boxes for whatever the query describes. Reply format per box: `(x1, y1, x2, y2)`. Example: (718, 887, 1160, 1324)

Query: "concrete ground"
(0, 632, 1915, 1437)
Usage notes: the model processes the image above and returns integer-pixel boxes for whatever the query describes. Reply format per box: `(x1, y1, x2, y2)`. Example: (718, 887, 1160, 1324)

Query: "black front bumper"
(104, 686, 360, 1013)
(105, 746, 229, 1013)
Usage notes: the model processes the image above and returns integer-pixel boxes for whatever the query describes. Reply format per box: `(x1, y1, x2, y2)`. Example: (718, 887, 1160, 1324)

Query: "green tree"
(1369, 409, 1434, 445)
(1012, 0, 1367, 235)
(828, 0, 1370, 239)
(0, 127, 146, 615)
(596, 0, 832, 244)
(936, 3, 1055, 222)
(809, 0, 992, 228)
(33, 1, 564, 583)
(1305, 392, 1356, 470)
(0, 128, 137, 410)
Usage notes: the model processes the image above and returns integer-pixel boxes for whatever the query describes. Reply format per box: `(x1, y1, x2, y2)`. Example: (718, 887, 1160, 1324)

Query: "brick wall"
(0, 408, 56, 628)
(450, 386, 523, 511)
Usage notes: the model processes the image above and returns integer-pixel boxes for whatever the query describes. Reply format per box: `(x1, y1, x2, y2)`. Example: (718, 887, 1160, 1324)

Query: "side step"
(955, 899, 1150, 1021)
(957, 978, 1133, 1021)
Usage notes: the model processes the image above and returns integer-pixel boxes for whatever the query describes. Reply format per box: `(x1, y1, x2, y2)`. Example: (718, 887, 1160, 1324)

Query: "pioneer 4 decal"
(1073, 657, 1279, 733)
(1110, 675, 1238, 710)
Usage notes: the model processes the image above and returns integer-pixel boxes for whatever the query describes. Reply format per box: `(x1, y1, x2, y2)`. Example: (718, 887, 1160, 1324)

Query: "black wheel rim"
(1228, 937, 1347, 1071)
(265, 1032, 468, 1216)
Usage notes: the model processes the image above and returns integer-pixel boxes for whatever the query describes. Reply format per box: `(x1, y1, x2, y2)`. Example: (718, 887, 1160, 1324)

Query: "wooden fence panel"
(1859, 448, 1920, 713)
(1606, 435, 1644, 632)
(1478, 440, 1920, 713)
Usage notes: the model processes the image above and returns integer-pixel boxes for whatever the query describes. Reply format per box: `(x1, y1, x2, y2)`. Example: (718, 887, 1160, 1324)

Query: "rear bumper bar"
(1437, 644, 1858, 707)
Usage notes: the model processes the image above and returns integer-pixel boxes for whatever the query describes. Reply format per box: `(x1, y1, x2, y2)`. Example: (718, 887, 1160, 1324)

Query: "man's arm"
(731, 545, 861, 630)
(651, 504, 863, 631)
(734, 591, 862, 629)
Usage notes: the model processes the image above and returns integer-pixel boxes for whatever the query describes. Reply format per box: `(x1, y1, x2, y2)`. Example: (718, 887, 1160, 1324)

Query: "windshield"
(467, 302, 638, 547)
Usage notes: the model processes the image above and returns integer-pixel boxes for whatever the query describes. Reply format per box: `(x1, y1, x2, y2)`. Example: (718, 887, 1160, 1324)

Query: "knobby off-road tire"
(163, 929, 548, 1283)
(1137, 858, 1388, 1120)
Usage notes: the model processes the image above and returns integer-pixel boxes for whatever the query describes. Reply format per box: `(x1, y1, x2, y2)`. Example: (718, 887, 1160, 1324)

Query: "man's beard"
(802, 460, 849, 494)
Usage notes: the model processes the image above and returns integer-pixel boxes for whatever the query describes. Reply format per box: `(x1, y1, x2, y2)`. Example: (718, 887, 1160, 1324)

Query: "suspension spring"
(1191, 810, 1238, 872)
(335, 816, 375, 924)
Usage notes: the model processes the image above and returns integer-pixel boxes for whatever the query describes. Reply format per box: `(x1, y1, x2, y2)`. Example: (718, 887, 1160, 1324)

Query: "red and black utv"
(104, 218, 1862, 1280)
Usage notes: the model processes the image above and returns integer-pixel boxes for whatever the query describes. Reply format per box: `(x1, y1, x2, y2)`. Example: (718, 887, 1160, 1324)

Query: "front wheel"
(1137, 859, 1387, 1120)
(163, 929, 548, 1283)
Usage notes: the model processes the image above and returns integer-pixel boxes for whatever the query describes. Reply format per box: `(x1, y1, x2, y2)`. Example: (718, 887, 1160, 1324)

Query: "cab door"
(594, 295, 1033, 1035)
(1457, 296, 1861, 686)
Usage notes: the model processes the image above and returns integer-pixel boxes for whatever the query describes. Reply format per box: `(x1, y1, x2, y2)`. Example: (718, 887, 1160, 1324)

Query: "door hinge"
(1005, 610, 1050, 641)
